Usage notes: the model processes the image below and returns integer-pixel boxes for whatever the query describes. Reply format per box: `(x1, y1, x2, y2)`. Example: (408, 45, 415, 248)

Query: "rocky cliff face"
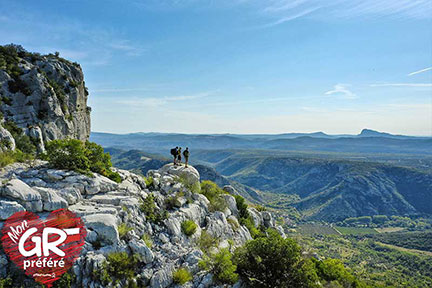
(0, 163, 283, 287)
(0, 44, 91, 152)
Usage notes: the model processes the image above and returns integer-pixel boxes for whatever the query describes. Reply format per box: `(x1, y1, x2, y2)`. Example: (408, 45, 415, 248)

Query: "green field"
(335, 226, 378, 235)
(296, 224, 340, 235)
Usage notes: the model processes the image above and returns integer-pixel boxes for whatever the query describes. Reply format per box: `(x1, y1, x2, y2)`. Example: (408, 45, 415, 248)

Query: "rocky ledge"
(0, 162, 284, 288)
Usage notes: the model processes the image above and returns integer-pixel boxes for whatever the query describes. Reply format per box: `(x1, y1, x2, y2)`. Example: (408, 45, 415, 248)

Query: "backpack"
(183, 150, 189, 157)
(170, 148, 177, 156)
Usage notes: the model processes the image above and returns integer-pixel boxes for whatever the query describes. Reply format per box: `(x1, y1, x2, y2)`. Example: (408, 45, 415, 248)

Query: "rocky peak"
(0, 44, 91, 152)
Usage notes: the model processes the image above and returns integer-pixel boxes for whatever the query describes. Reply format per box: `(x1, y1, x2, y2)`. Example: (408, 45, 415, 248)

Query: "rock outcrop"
(0, 163, 284, 287)
(0, 44, 91, 152)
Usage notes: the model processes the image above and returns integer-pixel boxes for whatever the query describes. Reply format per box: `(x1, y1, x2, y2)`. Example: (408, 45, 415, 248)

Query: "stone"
(82, 214, 119, 245)
(223, 185, 238, 196)
(129, 239, 154, 264)
(222, 194, 238, 217)
(165, 217, 181, 236)
(150, 264, 174, 288)
(2, 179, 43, 212)
(56, 187, 82, 205)
(174, 196, 187, 208)
(0, 199, 25, 220)
(34, 187, 68, 211)
(158, 164, 200, 186)
(85, 174, 118, 195)
(0, 124, 15, 151)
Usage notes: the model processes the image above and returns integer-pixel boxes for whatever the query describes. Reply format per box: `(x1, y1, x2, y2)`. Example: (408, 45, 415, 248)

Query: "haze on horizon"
(1, 0, 431, 136)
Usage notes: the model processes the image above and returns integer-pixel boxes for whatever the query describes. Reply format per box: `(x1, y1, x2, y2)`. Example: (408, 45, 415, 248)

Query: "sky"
(1, 0, 431, 136)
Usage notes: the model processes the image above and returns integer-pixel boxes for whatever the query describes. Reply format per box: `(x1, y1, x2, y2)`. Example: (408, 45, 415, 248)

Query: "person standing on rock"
(171, 147, 178, 165)
(177, 147, 182, 165)
(183, 147, 190, 167)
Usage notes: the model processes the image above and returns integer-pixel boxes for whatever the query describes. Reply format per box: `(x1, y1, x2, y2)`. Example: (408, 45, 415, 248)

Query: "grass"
(141, 233, 153, 248)
(118, 223, 133, 239)
(172, 268, 193, 285)
(181, 220, 198, 236)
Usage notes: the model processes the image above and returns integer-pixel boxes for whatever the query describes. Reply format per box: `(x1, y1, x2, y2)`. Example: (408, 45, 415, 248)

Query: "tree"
(234, 229, 319, 288)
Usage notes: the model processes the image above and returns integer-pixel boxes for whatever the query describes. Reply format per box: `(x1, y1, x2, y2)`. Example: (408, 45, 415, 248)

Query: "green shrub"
(172, 268, 193, 285)
(0, 150, 34, 168)
(118, 223, 133, 240)
(52, 270, 75, 288)
(181, 220, 198, 236)
(45, 139, 89, 172)
(0, 278, 12, 288)
(239, 216, 262, 239)
(3, 121, 37, 154)
(234, 195, 249, 219)
(199, 248, 238, 284)
(197, 230, 220, 251)
(141, 233, 153, 248)
(312, 258, 367, 288)
(233, 229, 319, 288)
(139, 193, 168, 224)
(45, 139, 121, 182)
(200, 180, 227, 212)
(97, 252, 139, 285)
(255, 205, 267, 212)
(144, 176, 155, 189)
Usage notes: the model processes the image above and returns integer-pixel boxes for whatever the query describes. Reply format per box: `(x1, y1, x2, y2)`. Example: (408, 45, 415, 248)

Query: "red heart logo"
(1, 209, 86, 287)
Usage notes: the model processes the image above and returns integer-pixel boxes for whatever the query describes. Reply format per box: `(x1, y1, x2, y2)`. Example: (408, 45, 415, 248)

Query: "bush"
(45, 139, 121, 182)
(312, 258, 367, 288)
(0, 150, 34, 168)
(234, 195, 249, 219)
(45, 139, 89, 172)
(97, 252, 139, 285)
(181, 220, 198, 236)
(118, 223, 133, 240)
(3, 121, 37, 154)
(197, 230, 219, 251)
(172, 268, 193, 285)
(139, 193, 168, 224)
(141, 233, 153, 248)
(144, 176, 155, 189)
(233, 229, 319, 288)
(199, 248, 238, 284)
(200, 180, 227, 212)
(239, 215, 262, 239)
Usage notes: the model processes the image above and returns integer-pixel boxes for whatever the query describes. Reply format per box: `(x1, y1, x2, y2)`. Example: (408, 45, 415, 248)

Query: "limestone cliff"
(0, 44, 91, 152)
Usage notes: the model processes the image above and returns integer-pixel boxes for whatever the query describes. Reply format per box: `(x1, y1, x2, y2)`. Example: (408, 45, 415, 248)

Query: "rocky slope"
(0, 162, 282, 287)
(0, 44, 91, 152)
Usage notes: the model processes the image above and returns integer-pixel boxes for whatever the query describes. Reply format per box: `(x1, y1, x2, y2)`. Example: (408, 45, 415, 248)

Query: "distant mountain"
(91, 130, 432, 155)
(211, 154, 432, 221)
(357, 128, 422, 139)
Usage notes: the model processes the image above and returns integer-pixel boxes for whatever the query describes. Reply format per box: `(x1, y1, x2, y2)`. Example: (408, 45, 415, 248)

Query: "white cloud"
(324, 84, 357, 99)
(408, 67, 432, 76)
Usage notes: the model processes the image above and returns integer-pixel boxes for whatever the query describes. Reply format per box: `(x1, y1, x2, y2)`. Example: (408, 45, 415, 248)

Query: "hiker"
(177, 147, 182, 165)
(170, 147, 178, 165)
(183, 147, 190, 167)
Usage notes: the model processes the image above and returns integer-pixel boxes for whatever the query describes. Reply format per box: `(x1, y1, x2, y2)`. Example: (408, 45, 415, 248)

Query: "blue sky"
(1, 0, 431, 135)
